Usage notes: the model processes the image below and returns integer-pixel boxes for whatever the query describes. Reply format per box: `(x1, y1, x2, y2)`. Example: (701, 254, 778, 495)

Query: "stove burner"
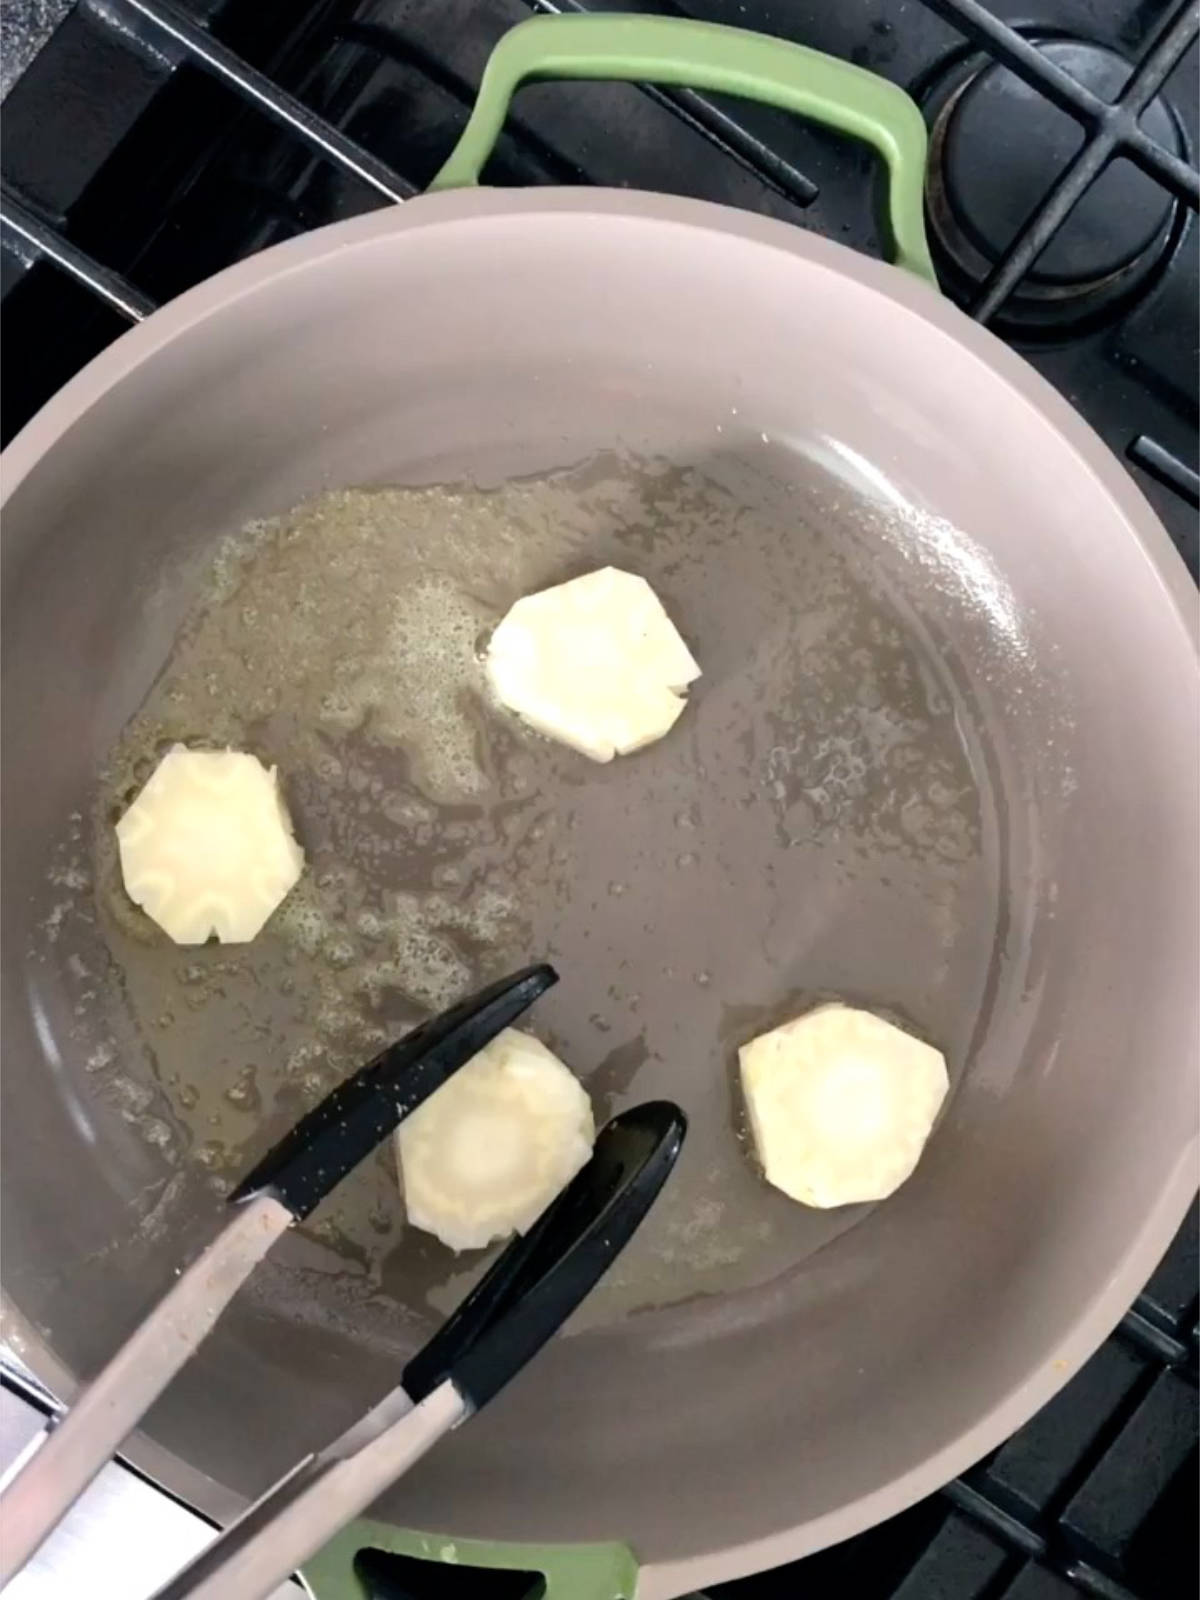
(923, 37, 1187, 330)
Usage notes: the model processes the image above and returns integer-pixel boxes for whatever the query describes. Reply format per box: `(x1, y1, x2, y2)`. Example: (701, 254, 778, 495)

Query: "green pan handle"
(427, 12, 937, 284)
(302, 1519, 638, 1599)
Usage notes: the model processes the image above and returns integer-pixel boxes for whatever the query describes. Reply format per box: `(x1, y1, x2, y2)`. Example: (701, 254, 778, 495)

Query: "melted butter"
(44, 454, 998, 1334)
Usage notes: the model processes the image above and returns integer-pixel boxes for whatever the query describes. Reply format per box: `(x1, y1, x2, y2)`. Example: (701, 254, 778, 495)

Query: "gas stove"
(1, 3, 1196, 1599)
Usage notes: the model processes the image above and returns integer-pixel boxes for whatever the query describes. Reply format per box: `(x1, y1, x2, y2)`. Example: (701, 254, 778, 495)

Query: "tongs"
(0, 965, 686, 1598)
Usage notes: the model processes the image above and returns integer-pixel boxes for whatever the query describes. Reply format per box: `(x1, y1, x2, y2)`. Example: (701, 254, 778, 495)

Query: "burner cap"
(936, 39, 1182, 288)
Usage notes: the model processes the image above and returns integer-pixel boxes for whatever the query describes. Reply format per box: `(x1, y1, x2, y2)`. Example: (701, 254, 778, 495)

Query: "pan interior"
(41, 452, 998, 1340)
(3, 197, 1196, 1570)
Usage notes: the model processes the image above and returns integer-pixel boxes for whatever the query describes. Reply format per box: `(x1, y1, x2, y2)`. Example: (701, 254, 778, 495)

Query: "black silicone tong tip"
(403, 1099, 687, 1412)
(229, 964, 558, 1222)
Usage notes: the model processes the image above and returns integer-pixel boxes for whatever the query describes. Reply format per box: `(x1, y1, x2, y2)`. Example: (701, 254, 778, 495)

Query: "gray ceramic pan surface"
(2, 187, 1197, 1596)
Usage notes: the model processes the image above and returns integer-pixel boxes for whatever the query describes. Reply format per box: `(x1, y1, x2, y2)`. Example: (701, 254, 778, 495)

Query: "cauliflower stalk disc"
(485, 566, 701, 762)
(115, 745, 304, 945)
(396, 1028, 595, 1251)
(739, 1004, 948, 1209)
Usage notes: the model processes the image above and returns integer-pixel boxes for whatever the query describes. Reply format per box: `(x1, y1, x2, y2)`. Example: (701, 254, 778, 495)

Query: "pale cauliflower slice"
(485, 567, 700, 762)
(396, 1028, 595, 1251)
(115, 745, 304, 945)
(739, 1004, 948, 1209)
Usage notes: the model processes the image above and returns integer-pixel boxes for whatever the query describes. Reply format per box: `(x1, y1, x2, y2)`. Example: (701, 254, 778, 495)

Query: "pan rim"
(2, 187, 1196, 1589)
(2, 189, 1194, 644)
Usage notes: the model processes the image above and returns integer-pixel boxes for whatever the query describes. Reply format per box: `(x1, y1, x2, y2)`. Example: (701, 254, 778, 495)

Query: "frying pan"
(2, 15, 1197, 1599)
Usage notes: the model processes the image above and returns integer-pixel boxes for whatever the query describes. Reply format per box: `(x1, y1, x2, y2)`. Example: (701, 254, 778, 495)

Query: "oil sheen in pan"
(45, 452, 999, 1337)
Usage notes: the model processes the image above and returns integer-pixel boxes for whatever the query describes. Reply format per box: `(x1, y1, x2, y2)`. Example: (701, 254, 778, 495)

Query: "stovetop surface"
(1, 4, 1197, 1598)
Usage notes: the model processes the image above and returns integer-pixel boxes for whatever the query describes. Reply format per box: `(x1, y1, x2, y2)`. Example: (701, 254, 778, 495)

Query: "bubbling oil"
(67, 453, 994, 1334)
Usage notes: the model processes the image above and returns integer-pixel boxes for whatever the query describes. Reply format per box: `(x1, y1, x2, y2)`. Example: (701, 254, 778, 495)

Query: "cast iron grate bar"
(95, 0, 416, 202)
(530, 0, 819, 206)
(338, 21, 589, 186)
(0, 183, 156, 321)
(923, 0, 1200, 203)
(1128, 437, 1200, 507)
(1111, 2, 1200, 195)
(944, 1478, 1045, 1560)
(942, 1479, 1141, 1600)
(1118, 1303, 1198, 1373)
(1064, 1562, 1144, 1600)
(953, 0, 1200, 321)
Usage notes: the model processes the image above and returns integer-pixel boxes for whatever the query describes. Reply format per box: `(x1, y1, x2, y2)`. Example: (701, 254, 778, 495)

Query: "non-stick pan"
(2, 16, 1197, 1600)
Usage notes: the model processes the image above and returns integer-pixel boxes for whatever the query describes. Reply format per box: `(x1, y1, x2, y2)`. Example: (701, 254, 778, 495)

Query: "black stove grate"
(1, 4, 1197, 1598)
